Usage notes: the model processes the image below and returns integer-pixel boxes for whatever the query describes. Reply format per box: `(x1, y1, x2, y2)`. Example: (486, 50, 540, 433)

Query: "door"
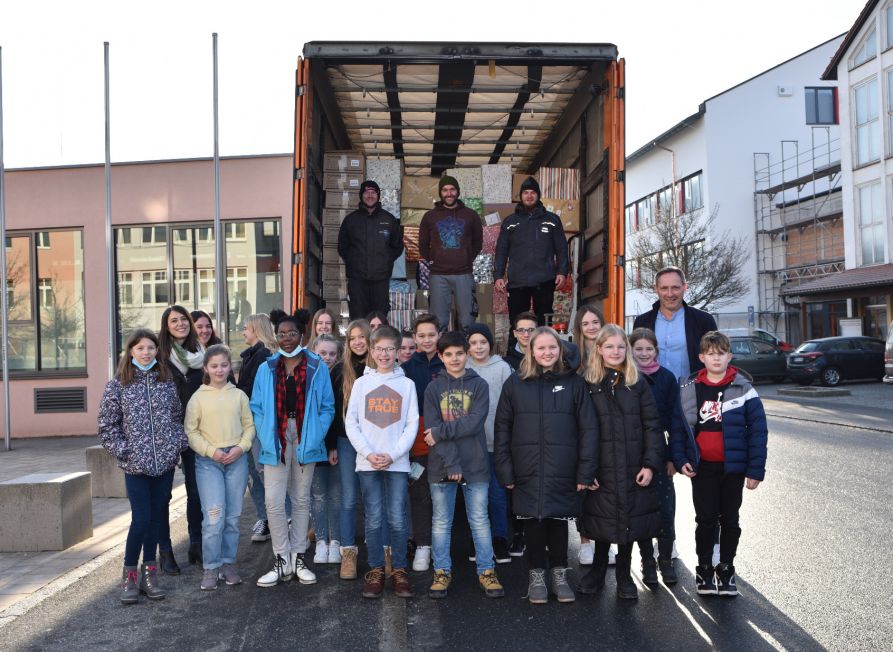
(751, 340, 785, 377)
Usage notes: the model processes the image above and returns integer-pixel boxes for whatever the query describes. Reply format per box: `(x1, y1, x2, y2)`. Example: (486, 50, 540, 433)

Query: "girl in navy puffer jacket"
(99, 329, 187, 605)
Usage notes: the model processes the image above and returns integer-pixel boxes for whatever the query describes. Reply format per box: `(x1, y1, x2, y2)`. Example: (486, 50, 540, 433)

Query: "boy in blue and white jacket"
(671, 331, 768, 598)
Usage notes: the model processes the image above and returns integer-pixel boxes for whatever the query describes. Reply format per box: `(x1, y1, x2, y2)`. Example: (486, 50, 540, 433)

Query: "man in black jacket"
(632, 266, 717, 378)
(494, 177, 568, 326)
(337, 180, 403, 319)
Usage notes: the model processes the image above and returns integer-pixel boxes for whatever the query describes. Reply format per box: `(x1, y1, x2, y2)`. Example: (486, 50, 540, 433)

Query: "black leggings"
(159, 448, 203, 551)
(524, 518, 568, 569)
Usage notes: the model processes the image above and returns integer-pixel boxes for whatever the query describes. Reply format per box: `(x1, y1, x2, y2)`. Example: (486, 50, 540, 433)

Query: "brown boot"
(340, 546, 358, 580)
(362, 567, 385, 599)
(391, 568, 414, 599)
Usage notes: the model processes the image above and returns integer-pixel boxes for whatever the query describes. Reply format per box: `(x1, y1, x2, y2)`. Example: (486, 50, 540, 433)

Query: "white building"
(624, 35, 844, 339)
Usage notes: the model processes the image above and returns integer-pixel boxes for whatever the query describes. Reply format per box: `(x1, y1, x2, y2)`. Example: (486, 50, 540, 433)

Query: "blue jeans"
(195, 452, 249, 569)
(311, 464, 342, 543)
(357, 471, 408, 569)
(487, 453, 508, 539)
(338, 436, 389, 547)
(124, 469, 175, 567)
(431, 481, 495, 574)
(246, 449, 266, 521)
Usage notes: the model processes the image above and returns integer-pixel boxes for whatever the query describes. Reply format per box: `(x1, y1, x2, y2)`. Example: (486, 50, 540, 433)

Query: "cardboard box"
(476, 283, 494, 316)
(483, 203, 516, 224)
(322, 243, 340, 264)
(323, 278, 348, 301)
(402, 175, 440, 209)
(323, 263, 345, 284)
(325, 191, 356, 209)
(543, 198, 581, 232)
(324, 152, 365, 173)
(324, 172, 364, 192)
(323, 207, 352, 225)
(400, 208, 426, 227)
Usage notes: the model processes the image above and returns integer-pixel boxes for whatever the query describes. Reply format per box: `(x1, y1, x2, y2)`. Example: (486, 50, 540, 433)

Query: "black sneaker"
(251, 519, 271, 543)
(696, 564, 718, 596)
(493, 537, 511, 564)
(715, 562, 738, 596)
(508, 533, 526, 557)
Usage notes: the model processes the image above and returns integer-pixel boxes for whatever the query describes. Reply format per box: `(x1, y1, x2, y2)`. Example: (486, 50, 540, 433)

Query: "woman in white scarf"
(156, 305, 207, 574)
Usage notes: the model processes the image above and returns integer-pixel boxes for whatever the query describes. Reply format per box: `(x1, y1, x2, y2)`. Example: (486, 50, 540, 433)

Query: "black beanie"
(465, 323, 494, 350)
(520, 176, 541, 200)
(439, 175, 460, 195)
(359, 180, 381, 199)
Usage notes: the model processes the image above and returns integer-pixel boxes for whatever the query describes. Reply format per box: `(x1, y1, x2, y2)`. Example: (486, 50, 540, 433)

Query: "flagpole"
(104, 42, 115, 378)
(212, 33, 225, 344)
(0, 46, 12, 451)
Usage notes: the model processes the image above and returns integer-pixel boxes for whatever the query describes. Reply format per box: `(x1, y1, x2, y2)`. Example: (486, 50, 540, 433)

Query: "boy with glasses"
(505, 312, 539, 371)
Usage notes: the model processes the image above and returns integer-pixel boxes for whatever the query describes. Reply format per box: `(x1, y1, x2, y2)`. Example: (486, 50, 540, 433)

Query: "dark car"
(729, 337, 788, 382)
(884, 326, 893, 384)
(787, 336, 885, 387)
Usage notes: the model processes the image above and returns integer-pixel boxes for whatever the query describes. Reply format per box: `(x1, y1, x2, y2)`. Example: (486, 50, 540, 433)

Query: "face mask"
(279, 345, 304, 359)
(132, 357, 157, 372)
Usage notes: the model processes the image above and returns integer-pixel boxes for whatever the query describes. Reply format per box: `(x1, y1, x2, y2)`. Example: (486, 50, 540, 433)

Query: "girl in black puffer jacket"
(579, 325, 664, 600)
(494, 327, 598, 605)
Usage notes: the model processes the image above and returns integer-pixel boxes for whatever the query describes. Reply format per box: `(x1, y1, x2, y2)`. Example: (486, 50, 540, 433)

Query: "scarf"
(637, 359, 661, 375)
(170, 341, 204, 374)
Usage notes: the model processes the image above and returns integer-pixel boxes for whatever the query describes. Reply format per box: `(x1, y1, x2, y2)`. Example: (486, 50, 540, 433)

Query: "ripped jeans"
(195, 450, 249, 570)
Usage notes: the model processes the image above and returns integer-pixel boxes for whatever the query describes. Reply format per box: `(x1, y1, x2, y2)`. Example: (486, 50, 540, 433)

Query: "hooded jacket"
(632, 301, 718, 374)
(98, 368, 188, 477)
(345, 366, 419, 473)
(494, 363, 598, 519)
(236, 341, 271, 399)
(467, 354, 513, 452)
(423, 367, 490, 483)
(579, 371, 665, 544)
(184, 383, 256, 458)
(337, 204, 403, 281)
(250, 349, 335, 467)
(494, 202, 569, 288)
(418, 199, 483, 275)
(401, 350, 446, 456)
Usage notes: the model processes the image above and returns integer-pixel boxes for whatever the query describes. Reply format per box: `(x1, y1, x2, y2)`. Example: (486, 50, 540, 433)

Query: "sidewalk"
(0, 436, 186, 614)
(758, 379, 893, 433)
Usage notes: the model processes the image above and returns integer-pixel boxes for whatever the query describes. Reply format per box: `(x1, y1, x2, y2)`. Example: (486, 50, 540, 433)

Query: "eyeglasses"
(372, 346, 396, 354)
(276, 330, 300, 340)
(514, 327, 536, 335)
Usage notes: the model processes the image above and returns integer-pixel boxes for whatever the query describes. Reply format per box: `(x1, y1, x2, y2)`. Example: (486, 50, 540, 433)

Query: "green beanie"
(438, 175, 460, 195)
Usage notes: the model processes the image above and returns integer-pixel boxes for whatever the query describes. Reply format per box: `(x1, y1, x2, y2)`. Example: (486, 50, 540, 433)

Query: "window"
(636, 196, 654, 228)
(752, 341, 776, 354)
(141, 226, 167, 245)
(805, 87, 837, 125)
(226, 223, 246, 241)
(36, 232, 51, 249)
(657, 187, 674, 221)
(887, 70, 893, 154)
(118, 272, 135, 306)
(730, 341, 750, 355)
(175, 269, 192, 304)
(858, 182, 885, 265)
(264, 273, 281, 294)
(625, 204, 637, 233)
(852, 26, 877, 69)
(682, 174, 703, 213)
(198, 269, 215, 305)
(142, 271, 169, 305)
(38, 278, 54, 309)
(854, 78, 880, 165)
(116, 229, 132, 246)
(263, 221, 279, 238)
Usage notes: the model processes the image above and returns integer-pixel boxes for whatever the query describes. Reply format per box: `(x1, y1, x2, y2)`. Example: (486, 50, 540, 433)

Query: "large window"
(854, 78, 880, 166)
(805, 87, 838, 125)
(858, 182, 885, 265)
(681, 173, 703, 213)
(852, 26, 877, 69)
(4, 230, 86, 373)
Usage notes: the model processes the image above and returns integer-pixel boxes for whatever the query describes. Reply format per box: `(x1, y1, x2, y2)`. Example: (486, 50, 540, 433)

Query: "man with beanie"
(338, 180, 404, 319)
(494, 176, 568, 325)
(419, 176, 483, 330)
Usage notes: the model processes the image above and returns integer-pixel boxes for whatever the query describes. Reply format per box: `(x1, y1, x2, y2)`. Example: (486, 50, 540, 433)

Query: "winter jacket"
(494, 366, 598, 519)
(633, 301, 718, 374)
(250, 350, 335, 467)
(328, 361, 347, 448)
(494, 203, 569, 289)
(505, 340, 580, 374)
(184, 383, 256, 458)
(337, 205, 403, 281)
(165, 361, 204, 421)
(424, 368, 490, 483)
(670, 367, 768, 481)
(98, 368, 188, 477)
(579, 371, 665, 544)
(467, 355, 513, 451)
(504, 345, 523, 371)
(418, 200, 483, 275)
(236, 342, 271, 399)
(401, 350, 445, 456)
(345, 366, 419, 473)
(642, 365, 681, 463)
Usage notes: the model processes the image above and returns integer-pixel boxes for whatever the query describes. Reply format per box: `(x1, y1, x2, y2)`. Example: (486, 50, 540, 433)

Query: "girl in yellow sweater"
(185, 344, 256, 591)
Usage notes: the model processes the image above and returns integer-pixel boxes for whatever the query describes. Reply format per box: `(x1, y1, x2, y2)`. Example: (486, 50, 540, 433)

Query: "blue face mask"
(132, 357, 158, 372)
(279, 345, 304, 359)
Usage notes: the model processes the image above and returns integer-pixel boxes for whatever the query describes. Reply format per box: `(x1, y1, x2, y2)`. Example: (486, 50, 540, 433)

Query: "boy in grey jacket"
(423, 332, 504, 600)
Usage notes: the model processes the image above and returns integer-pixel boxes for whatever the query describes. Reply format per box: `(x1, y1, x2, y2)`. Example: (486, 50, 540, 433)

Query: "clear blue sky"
(0, 0, 861, 168)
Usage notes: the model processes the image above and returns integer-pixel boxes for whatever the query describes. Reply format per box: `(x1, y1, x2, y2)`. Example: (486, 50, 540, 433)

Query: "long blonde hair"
(518, 327, 568, 380)
(583, 324, 639, 386)
(342, 319, 372, 415)
(244, 313, 278, 352)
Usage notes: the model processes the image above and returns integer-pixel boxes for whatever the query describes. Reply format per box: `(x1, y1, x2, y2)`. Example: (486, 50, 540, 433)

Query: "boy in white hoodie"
(346, 325, 419, 600)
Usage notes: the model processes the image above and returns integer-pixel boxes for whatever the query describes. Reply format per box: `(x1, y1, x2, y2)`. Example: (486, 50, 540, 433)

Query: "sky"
(0, 0, 863, 169)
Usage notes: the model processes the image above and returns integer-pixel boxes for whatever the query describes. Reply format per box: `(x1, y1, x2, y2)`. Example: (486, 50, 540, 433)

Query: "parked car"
(729, 337, 788, 382)
(884, 325, 893, 384)
(721, 328, 794, 352)
(787, 336, 885, 387)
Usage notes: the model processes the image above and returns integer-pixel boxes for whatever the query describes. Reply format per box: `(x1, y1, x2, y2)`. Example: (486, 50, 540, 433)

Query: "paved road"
(3, 412, 891, 652)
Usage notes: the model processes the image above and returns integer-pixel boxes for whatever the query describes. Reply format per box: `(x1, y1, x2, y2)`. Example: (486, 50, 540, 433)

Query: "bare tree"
(629, 204, 750, 309)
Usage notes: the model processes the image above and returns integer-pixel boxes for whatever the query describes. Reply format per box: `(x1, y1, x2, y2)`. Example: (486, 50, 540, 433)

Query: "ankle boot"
(188, 541, 203, 565)
(578, 556, 608, 594)
(658, 557, 678, 585)
(139, 563, 166, 600)
(158, 550, 180, 575)
(615, 552, 638, 600)
(120, 566, 139, 604)
(641, 557, 659, 588)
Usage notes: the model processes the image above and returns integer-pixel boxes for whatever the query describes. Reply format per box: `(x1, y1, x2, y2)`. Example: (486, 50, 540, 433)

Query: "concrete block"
(86, 445, 128, 498)
(0, 472, 93, 551)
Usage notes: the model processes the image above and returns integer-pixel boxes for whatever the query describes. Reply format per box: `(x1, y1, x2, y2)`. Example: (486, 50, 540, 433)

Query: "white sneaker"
(328, 540, 342, 564)
(712, 543, 720, 567)
(578, 541, 594, 566)
(256, 554, 292, 587)
(291, 552, 317, 585)
(607, 545, 617, 566)
(412, 545, 431, 572)
(313, 540, 329, 564)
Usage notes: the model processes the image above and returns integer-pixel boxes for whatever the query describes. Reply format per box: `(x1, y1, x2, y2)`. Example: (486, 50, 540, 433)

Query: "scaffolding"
(753, 127, 843, 342)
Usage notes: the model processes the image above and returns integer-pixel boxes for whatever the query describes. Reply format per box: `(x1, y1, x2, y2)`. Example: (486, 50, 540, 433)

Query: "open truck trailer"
(290, 41, 625, 336)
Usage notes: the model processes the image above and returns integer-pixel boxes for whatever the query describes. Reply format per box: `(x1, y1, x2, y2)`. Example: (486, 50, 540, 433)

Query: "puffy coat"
(337, 205, 403, 281)
(236, 341, 271, 399)
(579, 371, 665, 544)
(642, 365, 681, 463)
(98, 368, 188, 477)
(494, 368, 598, 519)
(494, 203, 569, 288)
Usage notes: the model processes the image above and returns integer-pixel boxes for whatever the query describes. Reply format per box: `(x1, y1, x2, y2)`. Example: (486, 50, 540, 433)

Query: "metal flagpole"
(0, 46, 11, 451)
(104, 42, 116, 378)
(212, 33, 226, 345)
